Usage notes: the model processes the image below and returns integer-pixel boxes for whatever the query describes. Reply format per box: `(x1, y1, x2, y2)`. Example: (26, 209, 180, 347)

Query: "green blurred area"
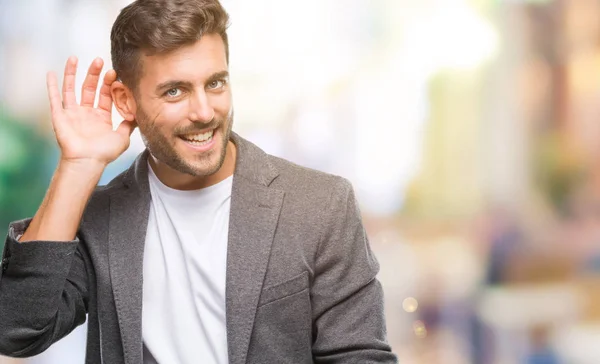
(0, 107, 55, 250)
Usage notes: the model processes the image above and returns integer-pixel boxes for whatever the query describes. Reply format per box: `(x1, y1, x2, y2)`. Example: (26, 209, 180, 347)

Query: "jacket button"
(1, 257, 8, 272)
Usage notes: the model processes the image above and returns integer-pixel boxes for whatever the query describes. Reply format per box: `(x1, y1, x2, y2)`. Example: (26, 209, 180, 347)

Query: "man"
(0, 0, 397, 363)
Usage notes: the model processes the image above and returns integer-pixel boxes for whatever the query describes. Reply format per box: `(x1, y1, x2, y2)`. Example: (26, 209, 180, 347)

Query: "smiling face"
(132, 34, 235, 187)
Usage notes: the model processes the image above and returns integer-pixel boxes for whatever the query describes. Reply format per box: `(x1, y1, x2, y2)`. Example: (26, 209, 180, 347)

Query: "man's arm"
(19, 159, 105, 243)
(21, 56, 133, 243)
(0, 219, 89, 357)
(311, 178, 397, 363)
(0, 154, 101, 356)
(0, 56, 135, 357)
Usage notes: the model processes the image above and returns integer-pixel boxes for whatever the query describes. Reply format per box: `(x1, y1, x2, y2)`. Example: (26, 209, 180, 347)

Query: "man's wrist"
(58, 158, 107, 178)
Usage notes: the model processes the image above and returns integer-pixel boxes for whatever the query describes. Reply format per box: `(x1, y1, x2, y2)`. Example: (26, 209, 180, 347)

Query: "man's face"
(134, 33, 232, 177)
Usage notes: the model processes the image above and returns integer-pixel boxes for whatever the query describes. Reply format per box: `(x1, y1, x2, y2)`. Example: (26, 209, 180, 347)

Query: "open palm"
(47, 56, 136, 166)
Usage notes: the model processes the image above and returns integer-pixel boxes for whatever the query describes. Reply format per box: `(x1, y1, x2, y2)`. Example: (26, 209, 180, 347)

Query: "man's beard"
(136, 107, 233, 177)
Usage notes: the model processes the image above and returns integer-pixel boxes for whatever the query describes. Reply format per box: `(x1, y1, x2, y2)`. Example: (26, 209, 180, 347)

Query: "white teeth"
(185, 136, 212, 146)
(183, 130, 214, 142)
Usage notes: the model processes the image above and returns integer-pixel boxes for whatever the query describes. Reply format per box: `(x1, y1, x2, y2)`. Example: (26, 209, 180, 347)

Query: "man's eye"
(208, 79, 226, 89)
(165, 88, 182, 97)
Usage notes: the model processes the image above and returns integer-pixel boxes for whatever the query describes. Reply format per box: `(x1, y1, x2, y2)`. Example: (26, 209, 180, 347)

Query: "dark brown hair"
(110, 0, 230, 90)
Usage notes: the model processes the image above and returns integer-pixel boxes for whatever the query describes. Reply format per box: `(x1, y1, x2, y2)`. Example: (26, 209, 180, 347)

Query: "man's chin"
(177, 150, 227, 177)
(158, 132, 228, 177)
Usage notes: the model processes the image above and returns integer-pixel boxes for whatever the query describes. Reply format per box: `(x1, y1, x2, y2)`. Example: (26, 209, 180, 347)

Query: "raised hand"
(46, 56, 136, 167)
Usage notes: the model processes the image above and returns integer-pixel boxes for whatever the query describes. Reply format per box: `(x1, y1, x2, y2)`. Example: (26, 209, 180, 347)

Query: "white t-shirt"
(142, 163, 232, 364)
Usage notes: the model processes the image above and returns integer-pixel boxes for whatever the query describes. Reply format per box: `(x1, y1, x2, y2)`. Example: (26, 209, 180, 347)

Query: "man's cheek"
(159, 102, 189, 122)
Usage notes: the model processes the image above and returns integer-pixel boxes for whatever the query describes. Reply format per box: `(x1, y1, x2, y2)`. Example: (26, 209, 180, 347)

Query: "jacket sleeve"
(0, 218, 89, 358)
(311, 178, 398, 363)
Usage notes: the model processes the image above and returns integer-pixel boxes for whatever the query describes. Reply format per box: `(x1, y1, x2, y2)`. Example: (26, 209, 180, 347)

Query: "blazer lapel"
(108, 151, 151, 364)
(226, 133, 284, 364)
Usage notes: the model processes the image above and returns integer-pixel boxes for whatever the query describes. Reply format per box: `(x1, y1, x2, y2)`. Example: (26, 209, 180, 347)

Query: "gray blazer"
(0, 133, 397, 364)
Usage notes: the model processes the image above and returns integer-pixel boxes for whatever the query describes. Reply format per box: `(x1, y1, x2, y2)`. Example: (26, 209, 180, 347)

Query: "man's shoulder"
(235, 134, 354, 203)
(84, 168, 131, 216)
(266, 154, 353, 200)
(92, 169, 129, 198)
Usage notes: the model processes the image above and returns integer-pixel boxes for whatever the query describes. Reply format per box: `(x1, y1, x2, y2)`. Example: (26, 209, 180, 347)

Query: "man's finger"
(98, 70, 117, 114)
(62, 56, 78, 108)
(46, 71, 62, 116)
(80, 58, 104, 107)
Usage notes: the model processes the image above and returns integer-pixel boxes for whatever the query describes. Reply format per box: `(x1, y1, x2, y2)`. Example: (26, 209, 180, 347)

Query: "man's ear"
(111, 80, 137, 121)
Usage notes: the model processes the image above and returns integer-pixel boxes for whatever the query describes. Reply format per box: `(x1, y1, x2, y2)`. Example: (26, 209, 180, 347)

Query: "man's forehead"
(139, 36, 227, 83)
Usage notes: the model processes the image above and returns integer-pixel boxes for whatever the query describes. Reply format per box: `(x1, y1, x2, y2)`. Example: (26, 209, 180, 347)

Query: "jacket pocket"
(258, 271, 309, 307)
(250, 272, 312, 363)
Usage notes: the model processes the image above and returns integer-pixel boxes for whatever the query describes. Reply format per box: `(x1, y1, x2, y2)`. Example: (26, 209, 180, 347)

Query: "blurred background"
(2, 0, 600, 363)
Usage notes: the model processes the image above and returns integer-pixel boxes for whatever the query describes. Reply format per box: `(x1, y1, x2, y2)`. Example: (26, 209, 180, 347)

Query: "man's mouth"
(179, 129, 215, 146)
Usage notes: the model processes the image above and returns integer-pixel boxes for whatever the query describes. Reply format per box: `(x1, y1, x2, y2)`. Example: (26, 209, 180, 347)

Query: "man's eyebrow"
(155, 80, 194, 94)
(206, 71, 229, 84)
